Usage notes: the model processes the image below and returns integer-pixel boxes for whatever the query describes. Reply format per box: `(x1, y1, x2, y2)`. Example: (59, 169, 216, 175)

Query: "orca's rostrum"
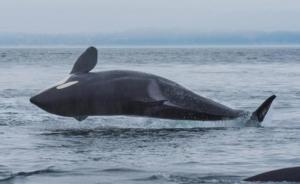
(30, 47, 276, 123)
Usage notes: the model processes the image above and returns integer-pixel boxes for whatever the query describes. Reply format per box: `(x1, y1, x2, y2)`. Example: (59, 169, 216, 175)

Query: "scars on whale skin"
(30, 47, 276, 122)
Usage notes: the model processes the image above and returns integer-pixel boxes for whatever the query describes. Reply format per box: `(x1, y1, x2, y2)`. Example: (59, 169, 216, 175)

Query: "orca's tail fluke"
(249, 95, 276, 123)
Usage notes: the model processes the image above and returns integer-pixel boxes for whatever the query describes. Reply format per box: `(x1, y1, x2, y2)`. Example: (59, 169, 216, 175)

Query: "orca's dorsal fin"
(70, 47, 97, 74)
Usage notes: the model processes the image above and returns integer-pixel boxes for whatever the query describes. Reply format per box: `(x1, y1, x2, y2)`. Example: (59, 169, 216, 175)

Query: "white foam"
(76, 114, 254, 129)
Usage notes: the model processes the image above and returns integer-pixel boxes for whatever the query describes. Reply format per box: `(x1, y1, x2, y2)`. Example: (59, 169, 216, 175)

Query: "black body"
(245, 167, 300, 182)
(30, 47, 276, 122)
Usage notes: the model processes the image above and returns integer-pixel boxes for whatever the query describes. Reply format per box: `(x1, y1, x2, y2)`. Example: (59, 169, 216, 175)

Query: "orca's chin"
(30, 94, 55, 114)
(30, 95, 43, 108)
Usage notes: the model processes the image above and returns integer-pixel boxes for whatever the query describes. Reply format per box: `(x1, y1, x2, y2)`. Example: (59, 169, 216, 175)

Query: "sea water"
(0, 46, 300, 183)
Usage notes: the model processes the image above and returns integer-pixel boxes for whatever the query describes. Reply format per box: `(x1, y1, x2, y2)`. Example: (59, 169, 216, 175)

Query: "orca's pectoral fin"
(74, 116, 88, 121)
(70, 47, 97, 74)
(250, 95, 276, 122)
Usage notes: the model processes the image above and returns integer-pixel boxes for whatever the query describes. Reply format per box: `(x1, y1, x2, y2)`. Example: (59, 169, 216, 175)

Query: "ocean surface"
(0, 46, 300, 184)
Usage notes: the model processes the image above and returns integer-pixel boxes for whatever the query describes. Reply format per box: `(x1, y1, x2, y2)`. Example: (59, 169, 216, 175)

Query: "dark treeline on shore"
(1, 31, 300, 46)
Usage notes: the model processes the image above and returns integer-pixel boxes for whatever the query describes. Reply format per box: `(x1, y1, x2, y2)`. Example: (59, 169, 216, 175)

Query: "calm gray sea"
(0, 47, 300, 184)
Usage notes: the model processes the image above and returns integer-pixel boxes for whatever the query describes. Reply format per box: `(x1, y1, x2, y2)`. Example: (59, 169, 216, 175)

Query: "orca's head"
(30, 47, 97, 116)
(30, 76, 81, 116)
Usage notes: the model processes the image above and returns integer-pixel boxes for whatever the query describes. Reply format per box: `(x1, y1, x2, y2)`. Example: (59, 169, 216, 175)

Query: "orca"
(245, 167, 300, 182)
(30, 47, 276, 123)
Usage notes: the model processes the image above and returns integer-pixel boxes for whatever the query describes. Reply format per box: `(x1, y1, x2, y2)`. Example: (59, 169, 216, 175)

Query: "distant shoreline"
(1, 31, 300, 47)
(1, 44, 300, 49)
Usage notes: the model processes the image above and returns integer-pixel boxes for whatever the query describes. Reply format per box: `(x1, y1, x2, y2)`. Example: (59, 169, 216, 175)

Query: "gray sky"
(0, 0, 299, 34)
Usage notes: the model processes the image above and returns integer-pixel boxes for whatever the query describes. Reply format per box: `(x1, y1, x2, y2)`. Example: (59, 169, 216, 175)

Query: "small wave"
(0, 167, 64, 182)
(133, 174, 167, 181)
(40, 127, 229, 139)
(169, 174, 242, 184)
(101, 167, 144, 173)
(173, 161, 200, 166)
(134, 173, 242, 183)
(40, 115, 252, 133)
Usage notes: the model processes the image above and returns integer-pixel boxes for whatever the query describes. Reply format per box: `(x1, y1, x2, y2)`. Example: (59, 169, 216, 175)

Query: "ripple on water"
(0, 166, 65, 182)
(133, 173, 243, 184)
(1, 47, 300, 184)
(100, 167, 145, 173)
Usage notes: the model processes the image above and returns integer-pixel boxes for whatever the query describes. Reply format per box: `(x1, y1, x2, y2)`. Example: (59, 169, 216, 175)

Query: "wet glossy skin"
(30, 47, 275, 122)
(30, 70, 243, 120)
(245, 167, 300, 182)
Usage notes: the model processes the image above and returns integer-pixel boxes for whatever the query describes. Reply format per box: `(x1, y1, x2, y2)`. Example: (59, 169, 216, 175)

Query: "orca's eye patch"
(56, 81, 79, 90)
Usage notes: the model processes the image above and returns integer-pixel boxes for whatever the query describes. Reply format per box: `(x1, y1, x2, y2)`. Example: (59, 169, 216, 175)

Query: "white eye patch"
(56, 81, 79, 90)
(54, 77, 69, 86)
